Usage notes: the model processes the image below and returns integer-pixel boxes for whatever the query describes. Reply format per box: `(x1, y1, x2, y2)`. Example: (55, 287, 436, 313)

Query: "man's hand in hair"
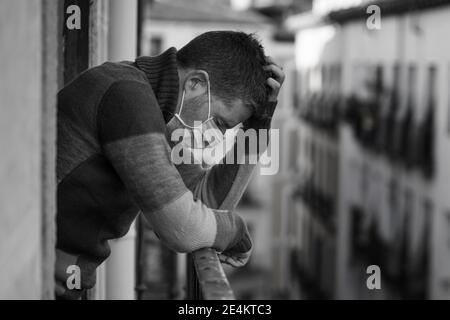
(264, 56, 286, 103)
(243, 57, 285, 130)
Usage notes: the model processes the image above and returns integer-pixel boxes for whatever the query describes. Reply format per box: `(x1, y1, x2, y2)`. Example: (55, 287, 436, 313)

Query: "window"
(399, 189, 413, 271)
(327, 150, 336, 196)
(288, 129, 300, 172)
(399, 64, 416, 166)
(448, 65, 450, 134)
(374, 64, 383, 99)
(419, 65, 436, 178)
(321, 64, 329, 93)
(305, 68, 311, 98)
(63, 0, 90, 84)
(446, 211, 450, 249)
(292, 69, 300, 109)
(388, 178, 399, 226)
(385, 63, 401, 157)
(150, 36, 163, 56)
(410, 198, 432, 299)
(407, 65, 417, 110)
(426, 65, 437, 114)
(335, 64, 342, 96)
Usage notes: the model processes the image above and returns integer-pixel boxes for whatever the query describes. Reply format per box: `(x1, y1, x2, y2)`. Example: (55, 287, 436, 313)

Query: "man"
(56, 31, 285, 299)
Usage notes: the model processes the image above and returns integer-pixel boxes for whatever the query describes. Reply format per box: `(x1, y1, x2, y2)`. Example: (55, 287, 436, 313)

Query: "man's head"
(175, 31, 269, 132)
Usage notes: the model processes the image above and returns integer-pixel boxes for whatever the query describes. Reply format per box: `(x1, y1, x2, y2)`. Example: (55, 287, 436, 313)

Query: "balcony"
(292, 179, 336, 233)
(135, 218, 236, 300)
(299, 93, 341, 137)
(186, 248, 235, 300)
(343, 94, 435, 179)
(348, 204, 430, 299)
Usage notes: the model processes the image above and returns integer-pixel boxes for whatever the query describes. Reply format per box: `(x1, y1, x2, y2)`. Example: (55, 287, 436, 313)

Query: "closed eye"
(214, 119, 229, 134)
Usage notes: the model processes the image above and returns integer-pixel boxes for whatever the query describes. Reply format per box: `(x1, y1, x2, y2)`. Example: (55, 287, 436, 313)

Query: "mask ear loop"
(206, 77, 212, 121)
(178, 90, 186, 116)
(176, 76, 211, 129)
(176, 89, 202, 129)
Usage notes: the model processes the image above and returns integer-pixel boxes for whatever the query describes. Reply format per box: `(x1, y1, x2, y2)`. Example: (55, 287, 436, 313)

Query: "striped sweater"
(55, 48, 256, 299)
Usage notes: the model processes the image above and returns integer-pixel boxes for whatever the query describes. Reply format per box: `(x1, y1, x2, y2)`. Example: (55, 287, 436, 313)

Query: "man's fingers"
(219, 253, 245, 268)
(267, 78, 281, 96)
(267, 77, 281, 90)
(265, 55, 275, 64)
(263, 56, 285, 103)
(266, 77, 281, 102)
(264, 64, 285, 84)
(225, 258, 243, 268)
(265, 56, 282, 70)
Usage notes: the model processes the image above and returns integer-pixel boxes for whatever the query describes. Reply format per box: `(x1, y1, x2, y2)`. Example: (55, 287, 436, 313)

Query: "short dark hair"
(177, 31, 269, 117)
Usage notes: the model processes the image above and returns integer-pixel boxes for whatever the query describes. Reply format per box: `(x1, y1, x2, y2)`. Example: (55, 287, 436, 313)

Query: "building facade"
(286, 0, 450, 299)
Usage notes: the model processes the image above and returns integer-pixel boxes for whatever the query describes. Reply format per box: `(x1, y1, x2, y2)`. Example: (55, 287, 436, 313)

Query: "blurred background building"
(1, 0, 450, 300)
(284, 0, 450, 299)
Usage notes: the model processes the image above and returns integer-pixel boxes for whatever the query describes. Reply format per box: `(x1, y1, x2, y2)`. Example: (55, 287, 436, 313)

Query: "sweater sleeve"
(97, 80, 247, 253)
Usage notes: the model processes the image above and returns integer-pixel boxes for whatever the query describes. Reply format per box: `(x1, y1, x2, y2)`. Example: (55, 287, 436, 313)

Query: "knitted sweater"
(55, 48, 256, 299)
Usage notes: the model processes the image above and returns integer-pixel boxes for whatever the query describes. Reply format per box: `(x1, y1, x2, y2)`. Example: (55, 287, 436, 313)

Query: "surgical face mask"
(175, 78, 224, 150)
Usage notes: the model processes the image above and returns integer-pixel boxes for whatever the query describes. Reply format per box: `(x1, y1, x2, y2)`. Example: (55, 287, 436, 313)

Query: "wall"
(0, 0, 58, 299)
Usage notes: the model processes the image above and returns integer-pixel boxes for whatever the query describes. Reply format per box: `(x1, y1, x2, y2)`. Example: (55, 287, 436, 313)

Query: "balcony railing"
(186, 248, 235, 300)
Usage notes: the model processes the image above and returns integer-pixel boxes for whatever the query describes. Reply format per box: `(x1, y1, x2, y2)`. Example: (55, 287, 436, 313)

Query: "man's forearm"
(177, 160, 255, 211)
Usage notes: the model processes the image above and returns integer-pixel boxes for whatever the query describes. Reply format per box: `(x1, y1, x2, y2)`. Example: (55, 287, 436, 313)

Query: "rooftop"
(146, 0, 270, 25)
(286, 0, 450, 30)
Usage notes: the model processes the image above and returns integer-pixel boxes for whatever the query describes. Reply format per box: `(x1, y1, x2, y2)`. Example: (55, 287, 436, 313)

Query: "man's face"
(182, 96, 252, 133)
(211, 98, 253, 133)
(178, 71, 253, 133)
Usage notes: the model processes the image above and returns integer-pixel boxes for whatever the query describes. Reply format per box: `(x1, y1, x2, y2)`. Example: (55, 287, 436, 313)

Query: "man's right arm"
(97, 80, 250, 254)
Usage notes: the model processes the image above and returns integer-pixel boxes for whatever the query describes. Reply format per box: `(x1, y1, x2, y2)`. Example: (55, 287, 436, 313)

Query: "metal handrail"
(187, 248, 235, 300)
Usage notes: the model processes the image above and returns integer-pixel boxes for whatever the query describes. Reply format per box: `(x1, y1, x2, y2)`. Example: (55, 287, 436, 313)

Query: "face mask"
(175, 78, 224, 150)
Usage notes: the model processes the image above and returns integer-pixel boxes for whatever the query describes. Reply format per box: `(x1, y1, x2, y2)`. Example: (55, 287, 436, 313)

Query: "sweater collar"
(135, 47, 180, 123)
